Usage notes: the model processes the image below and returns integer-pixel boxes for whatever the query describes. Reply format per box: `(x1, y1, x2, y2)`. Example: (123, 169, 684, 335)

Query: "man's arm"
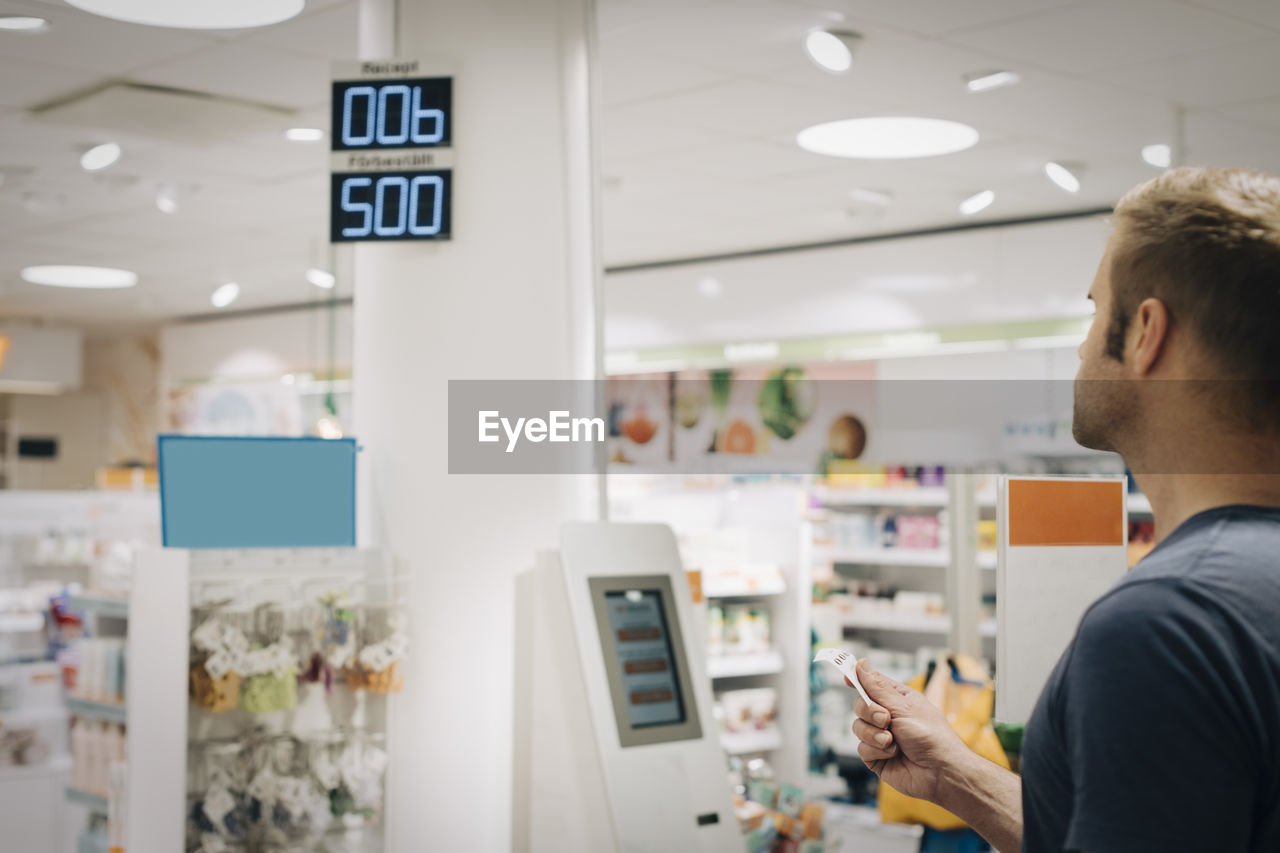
(850, 660, 1023, 852)
(936, 750, 1023, 853)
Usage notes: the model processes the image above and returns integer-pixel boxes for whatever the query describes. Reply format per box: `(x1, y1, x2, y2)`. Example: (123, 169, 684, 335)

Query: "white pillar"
(352, 0, 601, 847)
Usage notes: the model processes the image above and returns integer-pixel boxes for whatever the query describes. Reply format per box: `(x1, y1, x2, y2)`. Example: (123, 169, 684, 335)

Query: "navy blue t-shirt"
(1021, 505, 1280, 852)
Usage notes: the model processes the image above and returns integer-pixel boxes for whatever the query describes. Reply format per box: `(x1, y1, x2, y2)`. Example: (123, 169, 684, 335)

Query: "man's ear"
(1128, 297, 1169, 376)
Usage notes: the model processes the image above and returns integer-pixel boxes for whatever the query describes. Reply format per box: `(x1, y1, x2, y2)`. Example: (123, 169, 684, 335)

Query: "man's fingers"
(856, 658, 912, 714)
(852, 717, 892, 748)
(853, 694, 891, 728)
(857, 740, 898, 763)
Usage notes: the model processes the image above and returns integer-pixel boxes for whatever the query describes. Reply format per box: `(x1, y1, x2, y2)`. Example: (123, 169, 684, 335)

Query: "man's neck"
(1132, 473, 1280, 542)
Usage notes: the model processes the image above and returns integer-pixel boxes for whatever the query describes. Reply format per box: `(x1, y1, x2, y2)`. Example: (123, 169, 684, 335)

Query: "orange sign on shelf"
(1008, 479, 1125, 547)
(686, 570, 703, 604)
(630, 688, 674, 705)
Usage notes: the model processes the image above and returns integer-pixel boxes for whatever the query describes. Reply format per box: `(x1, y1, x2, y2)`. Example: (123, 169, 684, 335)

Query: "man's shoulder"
(1113, 505, 1280, 595)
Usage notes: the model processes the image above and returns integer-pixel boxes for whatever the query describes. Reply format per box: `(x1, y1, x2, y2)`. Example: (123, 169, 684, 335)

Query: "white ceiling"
(0, 0, 1279, 326)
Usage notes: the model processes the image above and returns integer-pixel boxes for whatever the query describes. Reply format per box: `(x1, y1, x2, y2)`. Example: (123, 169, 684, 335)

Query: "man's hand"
(848, 658, 972, 805)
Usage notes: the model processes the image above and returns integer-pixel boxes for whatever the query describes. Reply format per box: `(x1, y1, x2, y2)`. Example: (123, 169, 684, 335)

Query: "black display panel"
(602, 589, 687, 729)
(330, 77, 451, 151)
(329, 170, 452, 242)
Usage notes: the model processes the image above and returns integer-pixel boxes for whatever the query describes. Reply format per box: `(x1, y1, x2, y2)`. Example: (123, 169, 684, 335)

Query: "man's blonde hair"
(1108, 167, 1280, 402)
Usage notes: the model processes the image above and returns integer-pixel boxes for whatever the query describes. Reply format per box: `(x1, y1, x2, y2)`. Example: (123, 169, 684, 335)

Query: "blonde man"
(851, 167, 1280, 853)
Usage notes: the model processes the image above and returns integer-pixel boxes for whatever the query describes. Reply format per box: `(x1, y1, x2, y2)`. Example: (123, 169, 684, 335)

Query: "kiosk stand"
(514, 522, 740, 853)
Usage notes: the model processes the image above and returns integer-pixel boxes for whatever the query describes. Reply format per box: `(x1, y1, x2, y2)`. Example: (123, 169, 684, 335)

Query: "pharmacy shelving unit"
(808, 475, 1000, 767)
(121, 546, 399, 853)
(811, 478, 996, 655)
(64, 591, 130, 815)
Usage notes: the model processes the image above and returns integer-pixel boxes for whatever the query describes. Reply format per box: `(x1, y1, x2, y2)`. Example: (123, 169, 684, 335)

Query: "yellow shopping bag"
(877, 654, 1011, 830)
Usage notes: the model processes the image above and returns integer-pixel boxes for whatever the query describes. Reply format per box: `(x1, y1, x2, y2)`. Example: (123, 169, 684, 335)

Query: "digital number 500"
(330, 170, 451, 242)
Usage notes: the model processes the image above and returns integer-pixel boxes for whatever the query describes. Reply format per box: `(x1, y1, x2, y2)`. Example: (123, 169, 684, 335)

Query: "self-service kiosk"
(513, 522, 740, 853)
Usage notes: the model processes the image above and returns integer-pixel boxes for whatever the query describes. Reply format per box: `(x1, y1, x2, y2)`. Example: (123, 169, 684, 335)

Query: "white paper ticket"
(813, 648, 873, 707)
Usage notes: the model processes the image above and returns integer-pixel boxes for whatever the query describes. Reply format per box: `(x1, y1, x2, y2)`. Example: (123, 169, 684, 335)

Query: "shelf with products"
(67, 593, 129, 620)
(825, 547, 999, 570)
(809, 470, 1000, 788)
(65, 697, 127, 725)
(119, 546, 405, 853)
(65, 784, 108, 813)
(707, 650, 785, 679)
(720, 727, 784, 756)
(840, 612, 997, 638)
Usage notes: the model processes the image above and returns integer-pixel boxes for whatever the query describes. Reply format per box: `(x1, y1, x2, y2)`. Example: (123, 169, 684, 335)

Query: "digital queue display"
(330, 77, 451, 150)
(330, 67, 452, 243)
(329, 170, 451, 242)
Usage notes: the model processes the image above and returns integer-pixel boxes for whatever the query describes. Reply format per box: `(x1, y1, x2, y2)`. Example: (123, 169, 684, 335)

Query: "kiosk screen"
(590, 574, 703, 747)
(603, 589, 686, 728)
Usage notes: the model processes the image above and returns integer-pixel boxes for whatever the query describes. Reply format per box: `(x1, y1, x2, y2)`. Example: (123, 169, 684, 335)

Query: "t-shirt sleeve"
(1059, 580, 1259, 852)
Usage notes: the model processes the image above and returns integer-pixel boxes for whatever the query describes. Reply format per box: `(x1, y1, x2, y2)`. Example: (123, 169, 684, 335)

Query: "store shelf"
(65, 697, 127, 724)
(0, 754, 71, 781)
(829, 547, 947, 568)
(0, 612, 44, 633)
(814, 486, 1000, 510)
(828, 547, 996, 570)
(706, 650, 784, 679)
(67, 593, 129, 619)
(65, 785, 108, 813)
(1128, 494, 1152, 515)
(843, 613, 996, 637)
(720, 727, 783, 755)
(814, 486, 949, 508)
(0, 650, 48, 664)
(703, 581, 786, 598)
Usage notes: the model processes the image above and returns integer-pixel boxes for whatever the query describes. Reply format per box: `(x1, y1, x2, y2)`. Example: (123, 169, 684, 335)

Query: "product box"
(747, 780, 778, 809)
(800, 802, 825, 840)
(719, 687, 778, 733)
(777, 783, 805, 818)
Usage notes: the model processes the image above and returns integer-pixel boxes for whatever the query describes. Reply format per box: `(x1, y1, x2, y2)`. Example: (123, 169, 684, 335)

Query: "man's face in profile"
(1072, 239, 1132, 453)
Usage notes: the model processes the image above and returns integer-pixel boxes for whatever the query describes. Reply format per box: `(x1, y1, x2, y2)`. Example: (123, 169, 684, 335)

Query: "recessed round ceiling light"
(285, 127, 325, 143)
(959, 189, 995, 216)
(964, 70, 1020, 93)
(1044, 161, 1081, 193)
(804, 29, 859, 74)
(0, 15, 49, 31)
(155, 187, 178, 214)
(80, 142, 121, 171)
(211, 282, 240, 308)
(65, 0, 304, 30)
(21, 264, 138, 289)
(1141, 143, 1172, 168)
(305, 268, 335, 289)
(797, 117, 979, 160)
(696, 276, 723, 298)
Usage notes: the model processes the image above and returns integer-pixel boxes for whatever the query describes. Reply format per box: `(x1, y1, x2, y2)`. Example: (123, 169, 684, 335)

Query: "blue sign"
(158, 435, 357, 549)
